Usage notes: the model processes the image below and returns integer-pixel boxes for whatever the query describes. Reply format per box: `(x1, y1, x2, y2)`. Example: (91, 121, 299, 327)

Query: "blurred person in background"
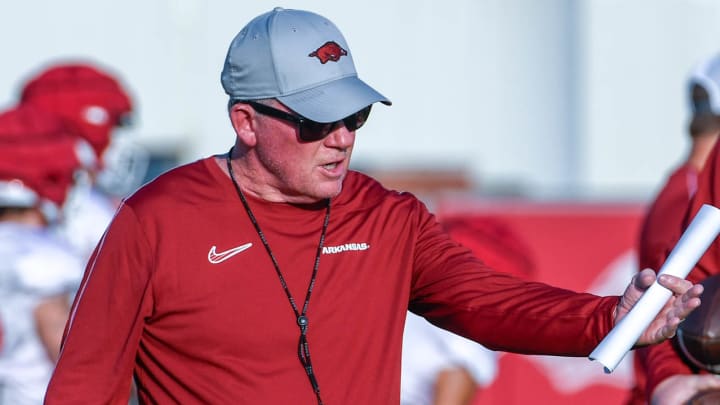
(636, 53, 720, 280)
(635, 52, 720, 405)
(44, 8, 703, 404)
(0, 105, 91, 404)
(401, 312, 496, 405)
(401, 218, 535, 405)
(18, 61, 148, 263)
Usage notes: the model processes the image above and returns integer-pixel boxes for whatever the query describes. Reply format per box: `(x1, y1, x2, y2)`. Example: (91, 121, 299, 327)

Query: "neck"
(214, 154, 284, 203)
(217, 147, 324, 205)
(688, 133, 720, 171)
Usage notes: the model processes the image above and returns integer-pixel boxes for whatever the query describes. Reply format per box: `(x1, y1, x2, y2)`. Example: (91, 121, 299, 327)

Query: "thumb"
(634, 268, 657, 290)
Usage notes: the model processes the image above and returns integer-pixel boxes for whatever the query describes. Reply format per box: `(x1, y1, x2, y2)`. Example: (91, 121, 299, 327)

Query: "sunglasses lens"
(298, 105, 373, 141)
(299, 121, 334, 142)
(344, 106, 372, 131)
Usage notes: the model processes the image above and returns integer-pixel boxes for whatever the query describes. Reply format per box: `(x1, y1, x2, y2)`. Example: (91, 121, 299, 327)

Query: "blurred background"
(2, 0, 719, 202)
(1, 1, 718, 404)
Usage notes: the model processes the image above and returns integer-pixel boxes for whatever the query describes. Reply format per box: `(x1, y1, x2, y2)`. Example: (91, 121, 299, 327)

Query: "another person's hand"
(651, 374, 720, 405)
(615, 268, 703, 346)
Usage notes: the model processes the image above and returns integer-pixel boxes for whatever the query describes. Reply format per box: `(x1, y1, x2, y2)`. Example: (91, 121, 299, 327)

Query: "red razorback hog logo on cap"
(308, 41, 347, 64)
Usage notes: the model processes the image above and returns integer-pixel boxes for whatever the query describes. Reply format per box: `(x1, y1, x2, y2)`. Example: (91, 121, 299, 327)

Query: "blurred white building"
(1, 0, 719, 200)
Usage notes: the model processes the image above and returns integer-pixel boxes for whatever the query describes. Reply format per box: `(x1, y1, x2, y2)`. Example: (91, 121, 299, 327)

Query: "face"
(245, 101, 357, 204)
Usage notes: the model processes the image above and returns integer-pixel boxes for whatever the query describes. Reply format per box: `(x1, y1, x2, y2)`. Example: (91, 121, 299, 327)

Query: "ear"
(229, 103, 257, 147)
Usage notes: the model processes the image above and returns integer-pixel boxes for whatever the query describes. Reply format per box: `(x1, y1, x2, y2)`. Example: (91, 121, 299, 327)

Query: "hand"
(615, 268, 703, 346)
(651, 374, 720, 405)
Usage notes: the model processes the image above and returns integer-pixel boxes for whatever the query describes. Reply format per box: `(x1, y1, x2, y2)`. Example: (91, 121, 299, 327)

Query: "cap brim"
(278, 76, 391, 123)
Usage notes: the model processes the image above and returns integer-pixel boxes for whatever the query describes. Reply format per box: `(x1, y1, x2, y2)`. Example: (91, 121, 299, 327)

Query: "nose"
(323, 124, 355, 150)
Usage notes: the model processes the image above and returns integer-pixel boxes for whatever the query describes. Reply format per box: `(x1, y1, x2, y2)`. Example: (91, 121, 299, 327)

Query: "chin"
(315, 183, 343, 200)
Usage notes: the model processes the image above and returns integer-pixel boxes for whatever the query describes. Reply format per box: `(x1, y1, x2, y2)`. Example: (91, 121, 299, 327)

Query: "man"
(19, 61, 146, 263)
(0, 105, 88, 404)
(628, 52, 720, 405)
(639, 53, 720, 405)
(637, 56, 720, 275)
(45, 8, 702, 404)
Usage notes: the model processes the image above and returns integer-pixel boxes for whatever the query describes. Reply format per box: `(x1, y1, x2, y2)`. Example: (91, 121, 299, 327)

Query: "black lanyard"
(226, 148, 329, 405)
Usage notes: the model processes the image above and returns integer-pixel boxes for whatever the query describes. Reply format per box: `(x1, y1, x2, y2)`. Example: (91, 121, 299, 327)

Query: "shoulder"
(123, 156, 225, 210)
(334, 171, 440, 235)
(128, 157, 212, 197)
(337, 170, 425, 208)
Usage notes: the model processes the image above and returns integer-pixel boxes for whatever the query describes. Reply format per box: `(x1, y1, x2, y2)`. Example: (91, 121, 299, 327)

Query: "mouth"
(320, 158, 345, 176)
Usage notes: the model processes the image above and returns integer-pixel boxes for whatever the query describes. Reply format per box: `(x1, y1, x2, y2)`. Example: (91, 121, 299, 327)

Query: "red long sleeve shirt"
(643, 143, 720, 398)
(630, 163, 697, 404)
(45, 157, 618, 404)
(638, 164, 698, 273)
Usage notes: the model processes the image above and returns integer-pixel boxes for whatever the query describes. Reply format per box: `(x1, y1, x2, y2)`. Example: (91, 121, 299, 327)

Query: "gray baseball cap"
(221, 7, 391, 123)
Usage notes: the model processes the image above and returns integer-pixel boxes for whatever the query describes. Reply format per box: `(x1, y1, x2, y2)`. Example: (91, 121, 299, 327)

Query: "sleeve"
(643, 141, 720, 398)
(408, 200, 619, 357)
(44, 202, 155, 405)
(637, 165, 694, 273)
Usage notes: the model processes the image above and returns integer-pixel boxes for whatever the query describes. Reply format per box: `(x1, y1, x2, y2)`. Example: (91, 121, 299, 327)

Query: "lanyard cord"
(226, 148, 329, 405)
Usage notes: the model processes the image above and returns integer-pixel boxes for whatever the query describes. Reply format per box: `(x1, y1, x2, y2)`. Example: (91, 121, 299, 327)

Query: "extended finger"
(661, 317, 681, 339)
(657, 274, 695, 295)
(666, 288, 702, 324)
(685, 283, 704, 300)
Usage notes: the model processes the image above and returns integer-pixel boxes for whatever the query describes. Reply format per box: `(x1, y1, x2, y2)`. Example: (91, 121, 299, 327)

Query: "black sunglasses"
(239, 100, 372, 142)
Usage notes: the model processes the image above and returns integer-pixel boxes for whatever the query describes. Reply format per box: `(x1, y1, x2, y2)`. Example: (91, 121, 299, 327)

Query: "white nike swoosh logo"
(208, 243, 253, 264)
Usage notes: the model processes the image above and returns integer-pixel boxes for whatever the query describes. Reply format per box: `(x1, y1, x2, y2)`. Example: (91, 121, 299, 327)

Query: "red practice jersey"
(46, 157, 619, 404)
(630, 164, 697, 404)
(638, 164, 698, 272)
(643, 143, 720, 398)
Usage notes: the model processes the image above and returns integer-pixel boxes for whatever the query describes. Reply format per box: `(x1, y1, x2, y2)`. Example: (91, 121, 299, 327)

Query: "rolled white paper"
(589, 203, 720, 373)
